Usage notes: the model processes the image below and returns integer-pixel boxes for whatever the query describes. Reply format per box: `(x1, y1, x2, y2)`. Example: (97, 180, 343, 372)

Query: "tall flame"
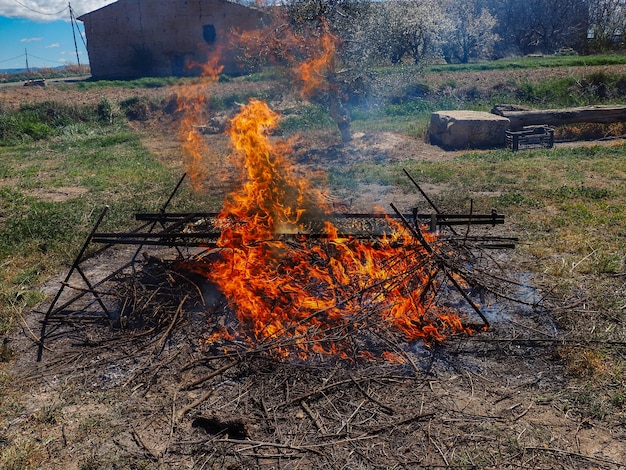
(184, 99, 471, 359)
(176, 54, 224, 191)
(231, 16, 338, 100)
(296, 32, 338, 98)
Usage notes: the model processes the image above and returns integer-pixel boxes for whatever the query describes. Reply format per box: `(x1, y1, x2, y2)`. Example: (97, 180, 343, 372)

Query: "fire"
(181, 99, 471, 359)
(231, 15, 338, 99)
(296, 32, 338, 98)
(176, 53, 224, 191)
(230, 14, 352, 141)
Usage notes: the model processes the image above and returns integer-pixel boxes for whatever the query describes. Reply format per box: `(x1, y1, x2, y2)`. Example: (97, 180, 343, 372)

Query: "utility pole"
(69, 2, 81, 67)
(25, 48, 30, 73)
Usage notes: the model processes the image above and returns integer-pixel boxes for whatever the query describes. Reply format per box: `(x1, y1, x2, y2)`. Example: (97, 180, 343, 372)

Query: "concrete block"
(430, 110, 510, 149)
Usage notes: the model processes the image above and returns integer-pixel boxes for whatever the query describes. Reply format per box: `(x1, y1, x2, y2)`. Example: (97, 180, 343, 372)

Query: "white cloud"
(45, 42, 60, 48)
(0, 1, 117, 22)
(20, 37, 42, 42)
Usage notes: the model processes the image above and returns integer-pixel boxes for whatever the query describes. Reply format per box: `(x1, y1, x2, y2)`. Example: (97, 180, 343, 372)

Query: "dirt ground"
(2, 73, 626, 469)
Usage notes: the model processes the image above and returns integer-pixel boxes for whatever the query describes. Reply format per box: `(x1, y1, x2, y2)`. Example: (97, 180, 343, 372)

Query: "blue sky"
(0, 0, 115, 69)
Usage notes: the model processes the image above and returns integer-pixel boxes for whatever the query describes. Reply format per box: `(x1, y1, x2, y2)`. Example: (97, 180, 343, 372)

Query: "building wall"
(79, 0, 265, 79)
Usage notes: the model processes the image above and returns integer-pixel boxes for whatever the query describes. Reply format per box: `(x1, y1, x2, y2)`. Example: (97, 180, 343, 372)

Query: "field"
(0, 56, 625, 469)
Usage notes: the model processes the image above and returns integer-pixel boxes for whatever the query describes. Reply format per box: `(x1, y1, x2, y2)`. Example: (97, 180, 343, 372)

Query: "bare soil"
(1, 72, 625, 469)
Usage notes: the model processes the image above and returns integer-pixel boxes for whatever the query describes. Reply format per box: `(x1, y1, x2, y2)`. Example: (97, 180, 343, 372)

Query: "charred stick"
(300, 400, 327, 433)
(216, 438, 324, 456)
(131, 427, 160, 460)
(155, 294, 188, 354)
(177, 388, 215, 421)
(403, 169, 443, 218)
(180, 359, 241, 390)
(364, 411, 435, 435)
(350, 375, 396, 415)
(443, 268, 490, 328)
(463, 199, 474, 244)
(160, 173, 186, 214)
(390, 203, 489, 328)
(275, 376, 374, 409)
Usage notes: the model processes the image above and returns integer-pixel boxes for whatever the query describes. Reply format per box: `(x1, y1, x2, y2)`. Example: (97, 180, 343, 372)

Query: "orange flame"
(176, 53, 224, 191)
(182, 99, 471, 359)
(296, 32, 338, 98)
(230, 15, 339, 100)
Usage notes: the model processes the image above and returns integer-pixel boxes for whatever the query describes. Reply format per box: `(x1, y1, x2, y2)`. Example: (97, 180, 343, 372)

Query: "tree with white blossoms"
(348, 0, 443, 66)
(586, 0, 626, 51)
(484, 0, 588, 55)
(439, 0, 499, 63)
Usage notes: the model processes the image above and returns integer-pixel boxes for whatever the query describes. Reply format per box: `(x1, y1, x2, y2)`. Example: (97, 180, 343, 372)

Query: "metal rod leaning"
(37, 205, 110, 361)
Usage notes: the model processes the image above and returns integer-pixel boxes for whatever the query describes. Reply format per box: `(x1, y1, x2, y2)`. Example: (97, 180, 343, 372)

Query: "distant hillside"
(0, 66, 65, 75)
(0, 64, 91, 83)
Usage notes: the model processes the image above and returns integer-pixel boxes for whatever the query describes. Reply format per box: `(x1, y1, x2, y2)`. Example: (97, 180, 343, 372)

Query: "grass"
(0, 103, 215, 335)
(424, 53, 626, 73)
(75, 75, 182, 90)
(1, 54, 625, 467)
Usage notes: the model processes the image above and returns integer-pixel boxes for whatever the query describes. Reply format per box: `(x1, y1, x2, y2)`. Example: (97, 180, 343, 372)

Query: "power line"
(10, 0, 69, 16)
(27, 52, 76, 65)
(69, 3, 83, 66)
(0, 51, 78, 67)
(1, 2, 89, 68)
(0, 53, 27, 64)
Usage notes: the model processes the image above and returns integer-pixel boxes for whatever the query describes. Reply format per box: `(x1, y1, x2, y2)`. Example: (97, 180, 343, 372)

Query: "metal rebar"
(37, 205, 110, 361)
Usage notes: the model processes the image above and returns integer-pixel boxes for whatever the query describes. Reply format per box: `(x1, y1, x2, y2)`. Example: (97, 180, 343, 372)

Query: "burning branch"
(171, 99, 474, 360)
(232, 14, 352, 142)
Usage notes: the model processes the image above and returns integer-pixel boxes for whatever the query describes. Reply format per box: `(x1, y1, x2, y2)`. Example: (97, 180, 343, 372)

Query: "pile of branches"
(103, 207, 531, 368)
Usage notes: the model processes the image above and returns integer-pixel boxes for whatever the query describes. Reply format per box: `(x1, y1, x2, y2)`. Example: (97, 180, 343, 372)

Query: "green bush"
(0, 101, 96, 145)
(119, 96, 150, 121)
(281, 104, 336, 133)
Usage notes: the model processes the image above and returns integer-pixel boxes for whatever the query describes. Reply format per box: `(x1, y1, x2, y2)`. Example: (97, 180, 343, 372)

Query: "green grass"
(0, 101, 98, 145)
(75, 76, 182, 90)
(0, 102, 217, 334)
(425, 53, 626, 73)
(352, 54, 626, 136)
(1, 58, 625, 467)
(281, 103, 337, 134)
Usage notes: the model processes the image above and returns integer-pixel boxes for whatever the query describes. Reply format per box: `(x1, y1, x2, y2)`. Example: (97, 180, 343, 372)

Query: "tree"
(232, 1, 362, 142)
(587, 0, 626, 51)
(351, 0, 443, 66)
(485, 0, 588, 55)
(440, 0, 499, 63)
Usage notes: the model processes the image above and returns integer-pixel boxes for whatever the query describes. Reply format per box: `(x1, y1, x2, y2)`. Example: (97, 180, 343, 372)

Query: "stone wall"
(430, 111, 510, 150)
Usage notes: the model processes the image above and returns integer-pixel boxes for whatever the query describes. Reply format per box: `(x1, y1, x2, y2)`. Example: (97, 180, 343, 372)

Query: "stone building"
(78, 0, 266, 79)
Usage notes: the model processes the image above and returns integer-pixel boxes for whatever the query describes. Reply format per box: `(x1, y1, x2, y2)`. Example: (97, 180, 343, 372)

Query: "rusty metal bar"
(131, 173, 189, 262)
(414, 211, 505, 226)
(37, 205, 110, 361)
